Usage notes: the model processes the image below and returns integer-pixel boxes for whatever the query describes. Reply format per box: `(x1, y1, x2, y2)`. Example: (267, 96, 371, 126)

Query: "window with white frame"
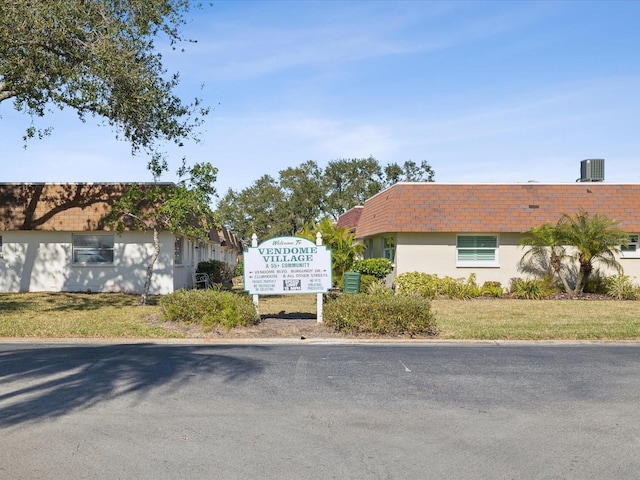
(72, 234, 114, 264)
(456, 235, 498, 267)
(383, 236, 395, 263)
(621, 234, 639, 258)
(174, 237, 184, 265)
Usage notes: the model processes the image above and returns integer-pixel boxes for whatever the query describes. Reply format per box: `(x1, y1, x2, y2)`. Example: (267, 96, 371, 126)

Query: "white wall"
(170, 237, 239, 291)
(0, 231, 176, 294)
(366, 232, 640, 289)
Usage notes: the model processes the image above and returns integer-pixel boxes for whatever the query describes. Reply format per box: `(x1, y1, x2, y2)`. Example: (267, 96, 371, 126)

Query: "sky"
(3, 0, 640, 206)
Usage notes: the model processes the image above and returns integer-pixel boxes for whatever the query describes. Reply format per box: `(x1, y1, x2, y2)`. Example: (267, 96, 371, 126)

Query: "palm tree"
(519, 222, 573, 293)
(298, 217, 366, 286)
(556, 210, 629, 294)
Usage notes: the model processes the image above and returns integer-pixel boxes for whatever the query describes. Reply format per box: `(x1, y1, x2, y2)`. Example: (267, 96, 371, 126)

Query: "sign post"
(244, 234, 332, 323)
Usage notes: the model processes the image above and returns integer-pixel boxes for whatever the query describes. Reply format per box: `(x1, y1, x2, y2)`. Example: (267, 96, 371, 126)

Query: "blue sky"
(3, 0, 640, 204)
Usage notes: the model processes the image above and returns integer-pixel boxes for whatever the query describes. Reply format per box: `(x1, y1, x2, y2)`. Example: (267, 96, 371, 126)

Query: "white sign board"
(244, 236, 332, 295)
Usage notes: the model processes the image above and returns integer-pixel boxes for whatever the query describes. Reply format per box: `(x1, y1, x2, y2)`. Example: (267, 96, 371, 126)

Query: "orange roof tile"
(354, 183, 640, 237)
(336, 206, 363, 231)
(0, 183, 133, 231)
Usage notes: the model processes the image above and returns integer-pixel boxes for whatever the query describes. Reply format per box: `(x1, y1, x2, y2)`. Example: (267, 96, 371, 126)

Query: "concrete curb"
(1, 337, 640, 346)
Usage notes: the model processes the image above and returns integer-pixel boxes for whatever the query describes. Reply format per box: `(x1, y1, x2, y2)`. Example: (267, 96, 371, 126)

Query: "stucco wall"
(0, 231, 176, 294)
(371, 232, 640, 289)
(394, 232, 522, 286)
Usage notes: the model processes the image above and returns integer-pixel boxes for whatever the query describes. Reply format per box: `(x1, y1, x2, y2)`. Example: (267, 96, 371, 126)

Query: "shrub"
(604, 275, 640, 300)
(582, 269, 608, 294)
(365, 279, 394, 296)
(350, 258, 394, 280)
(160, 289, 259, 330)
(509, 277, 556, 299)
(394, 272, 480, 299)
(197, 260, 234, 286)
(394, 272, 439, 298)
(359, 274, 380, 294)
(323, 294, 438, 337)
(234, 260, 244, 277)
(440, 273, 480, 299)
(480, 281, 504, 298)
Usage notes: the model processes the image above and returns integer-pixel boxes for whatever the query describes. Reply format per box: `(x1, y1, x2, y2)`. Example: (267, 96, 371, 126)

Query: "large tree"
(383, 160, 435, 184)
(217, 157, 436, 238)
(323, 157, 436, 220)
(0, 0, 207, 159)
(323, 157, 384, 220)
(106, 161, 218, 305)
(278, 160, 325, 235)
(216, 175, 287, 245)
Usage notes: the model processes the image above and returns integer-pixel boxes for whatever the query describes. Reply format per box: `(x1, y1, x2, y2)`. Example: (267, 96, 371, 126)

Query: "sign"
(244, 236, 332, 295)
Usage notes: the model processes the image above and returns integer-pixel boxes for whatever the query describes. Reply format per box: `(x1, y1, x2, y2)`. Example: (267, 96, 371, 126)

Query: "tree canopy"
(218, 157, 436, 242)
(216, 175, 287, 244)
(323, 158, 435, 220)
(279, 160, 325, 236)
(0, 0, 207, 160)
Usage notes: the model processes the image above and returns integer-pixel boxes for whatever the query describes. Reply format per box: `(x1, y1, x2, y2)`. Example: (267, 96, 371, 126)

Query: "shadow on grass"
(0, 292, 159, 313)
(0, 344, 264, 427)
(261, 311, 317, 320)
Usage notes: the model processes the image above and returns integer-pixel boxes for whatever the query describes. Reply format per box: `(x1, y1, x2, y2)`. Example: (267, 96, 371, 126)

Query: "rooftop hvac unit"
(578, 158, 604, 182)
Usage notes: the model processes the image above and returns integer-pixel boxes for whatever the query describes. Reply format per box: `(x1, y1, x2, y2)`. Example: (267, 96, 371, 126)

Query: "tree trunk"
(550, 252, 573, 294)
(557, 272, 573, 295)
(572, 272, 583, 295)
(140, 227, 160, 305)
(574, 259, 593, 295)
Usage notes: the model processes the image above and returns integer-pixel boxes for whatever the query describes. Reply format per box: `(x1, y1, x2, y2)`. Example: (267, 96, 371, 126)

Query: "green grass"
(432, 299, 640, 340)
(256, 294, 319, 316)
(1, 293, 639, 340)
(0, 292, 182, 338)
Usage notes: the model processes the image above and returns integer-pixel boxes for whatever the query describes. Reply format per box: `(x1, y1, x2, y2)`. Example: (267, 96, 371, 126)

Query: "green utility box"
(342, 272, 361, 293)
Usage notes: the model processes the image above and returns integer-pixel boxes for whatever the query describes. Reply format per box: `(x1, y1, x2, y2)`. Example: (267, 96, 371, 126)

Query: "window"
(621, 234, 639, 258)
(73, 235, 114, 264)
(174, 237, 184, 265)
(383, 236, 395, 263)
(457, 235, 498, 267)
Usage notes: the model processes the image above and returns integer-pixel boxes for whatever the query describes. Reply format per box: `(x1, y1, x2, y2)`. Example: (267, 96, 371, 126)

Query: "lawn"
(432, 298, 640, 340)
(0, 292, 639, 340)
(0, 292, 180, 339)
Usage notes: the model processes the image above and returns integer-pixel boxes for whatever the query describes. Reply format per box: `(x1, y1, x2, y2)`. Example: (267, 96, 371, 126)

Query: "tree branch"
(0, 82, 17, 102)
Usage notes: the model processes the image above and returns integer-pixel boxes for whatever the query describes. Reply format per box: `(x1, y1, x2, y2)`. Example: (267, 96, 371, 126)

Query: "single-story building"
(337, 183, 640, 287)
(0, 183, 240, 294)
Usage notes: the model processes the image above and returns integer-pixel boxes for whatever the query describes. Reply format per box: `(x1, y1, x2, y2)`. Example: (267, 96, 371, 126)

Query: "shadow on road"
(0, 344, 265, 427)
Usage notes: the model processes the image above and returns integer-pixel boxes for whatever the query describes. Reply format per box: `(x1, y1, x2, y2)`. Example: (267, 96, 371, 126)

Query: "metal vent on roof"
(578, 159, 604, 182)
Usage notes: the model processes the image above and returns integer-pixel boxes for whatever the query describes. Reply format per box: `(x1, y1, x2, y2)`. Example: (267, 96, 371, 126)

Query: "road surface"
(1, 342, 639, 479)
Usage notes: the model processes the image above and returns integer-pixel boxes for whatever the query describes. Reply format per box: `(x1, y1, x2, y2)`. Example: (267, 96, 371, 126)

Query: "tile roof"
(335, 206, 363, 231)
(0, 183, 132, 231)
(354, 183, 640, 237)
(209, 227, 241, 251)
(0, 183, 224, 238)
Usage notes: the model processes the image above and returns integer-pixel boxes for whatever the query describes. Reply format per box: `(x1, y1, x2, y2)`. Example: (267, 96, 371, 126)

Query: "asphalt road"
(1, 342, 639, 479)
